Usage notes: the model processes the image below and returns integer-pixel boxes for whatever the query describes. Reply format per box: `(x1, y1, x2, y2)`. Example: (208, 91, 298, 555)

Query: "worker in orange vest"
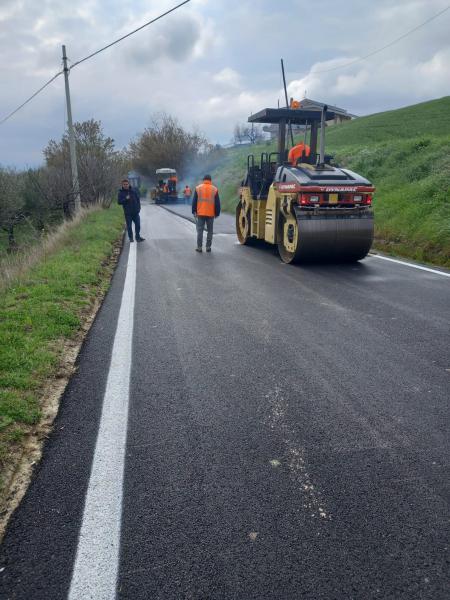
(192, 175, 221, 252)
(168, 175, 177, 193)
(288, 142, 311, 166)
(183, 185, 192, 204)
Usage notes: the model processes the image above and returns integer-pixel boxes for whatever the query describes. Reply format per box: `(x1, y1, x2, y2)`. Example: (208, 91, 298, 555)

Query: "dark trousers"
(196, 216, 214, 249)
(125, 213, 140, 240)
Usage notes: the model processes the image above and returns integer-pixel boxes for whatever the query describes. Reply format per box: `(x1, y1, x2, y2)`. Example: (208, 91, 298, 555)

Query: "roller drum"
(282, 209, 374, 263)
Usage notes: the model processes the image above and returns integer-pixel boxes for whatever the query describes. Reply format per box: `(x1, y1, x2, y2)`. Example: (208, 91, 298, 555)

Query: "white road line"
(369, 253, 450, 278)
(68, 242, 136, 600)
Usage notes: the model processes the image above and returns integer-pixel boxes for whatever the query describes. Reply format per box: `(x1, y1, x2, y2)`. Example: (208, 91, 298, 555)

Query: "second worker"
(192, 174, 221, 253)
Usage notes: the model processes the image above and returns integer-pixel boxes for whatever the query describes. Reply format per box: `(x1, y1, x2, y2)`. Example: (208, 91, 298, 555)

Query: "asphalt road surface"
(1, 203, 449, 599)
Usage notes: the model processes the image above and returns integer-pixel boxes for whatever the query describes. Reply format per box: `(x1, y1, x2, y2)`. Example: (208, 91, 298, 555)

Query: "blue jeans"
(125, 213, 140, 240)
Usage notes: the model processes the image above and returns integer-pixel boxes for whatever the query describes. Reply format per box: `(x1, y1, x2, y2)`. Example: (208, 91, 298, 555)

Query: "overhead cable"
(0, 70, 63, 126)
(310, 4, 450, 74)
(0, 0, 191, 126)
(70, 0, 191, 69)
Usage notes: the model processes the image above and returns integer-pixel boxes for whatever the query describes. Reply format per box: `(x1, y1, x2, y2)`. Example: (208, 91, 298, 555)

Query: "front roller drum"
(278, 212, 374, 263)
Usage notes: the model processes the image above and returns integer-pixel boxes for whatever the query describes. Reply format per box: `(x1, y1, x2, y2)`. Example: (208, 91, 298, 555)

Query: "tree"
(22, 168, 63, 231)
(128, 113, 208, 180)
(233, 124, 246, 145)
(246, 123, 264, 145)
(232, 123, 264, 145)
(44, 119, 125, 214)
(0, 168, 25, 251)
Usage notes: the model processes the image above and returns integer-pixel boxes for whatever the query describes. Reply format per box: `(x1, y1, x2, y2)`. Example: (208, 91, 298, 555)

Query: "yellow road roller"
(236, 105, 375, 263)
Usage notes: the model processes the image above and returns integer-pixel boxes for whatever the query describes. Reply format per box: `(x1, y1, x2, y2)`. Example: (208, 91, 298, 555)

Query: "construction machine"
(151, 168, 179, 204)
(236, 106, 375, 262)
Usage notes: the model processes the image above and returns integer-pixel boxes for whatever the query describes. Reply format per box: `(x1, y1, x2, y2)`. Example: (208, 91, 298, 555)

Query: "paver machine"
(151, 168, 179, 204)
(236, 105, 375, 262)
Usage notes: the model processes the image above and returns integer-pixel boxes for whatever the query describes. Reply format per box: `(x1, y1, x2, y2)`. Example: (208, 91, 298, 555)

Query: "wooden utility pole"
(62, 45, 81, 213)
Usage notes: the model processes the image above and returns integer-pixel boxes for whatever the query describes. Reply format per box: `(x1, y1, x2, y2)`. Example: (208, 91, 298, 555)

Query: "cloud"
(125, 14, 203, 65)
(1, 0, 449, 167)
(213, 67, 241, 88)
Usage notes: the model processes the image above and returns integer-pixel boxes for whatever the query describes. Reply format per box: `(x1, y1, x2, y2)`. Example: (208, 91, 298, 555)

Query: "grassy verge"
(331, 136, 450, 266)
(0, 204, 124, 497)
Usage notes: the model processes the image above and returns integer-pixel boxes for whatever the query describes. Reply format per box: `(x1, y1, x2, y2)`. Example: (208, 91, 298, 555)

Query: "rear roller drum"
(277, 217, 301, 264)
(236, 202, 253, 245)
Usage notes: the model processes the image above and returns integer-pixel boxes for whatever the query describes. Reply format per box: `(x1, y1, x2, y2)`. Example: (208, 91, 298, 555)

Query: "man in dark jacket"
(117, 179, 145, 242)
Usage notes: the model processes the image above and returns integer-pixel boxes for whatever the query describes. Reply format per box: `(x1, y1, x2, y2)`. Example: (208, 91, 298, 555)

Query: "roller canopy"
(248, 107, 337, 124)
(156, 168, 177, 175)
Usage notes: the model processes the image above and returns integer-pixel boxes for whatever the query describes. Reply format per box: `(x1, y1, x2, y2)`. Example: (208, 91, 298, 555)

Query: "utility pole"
(62, 45, 81, 213)
(280, 58, 294, 149)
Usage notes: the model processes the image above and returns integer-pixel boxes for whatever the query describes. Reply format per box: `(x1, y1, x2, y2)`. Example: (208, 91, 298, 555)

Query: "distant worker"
(192, 175, 221, 253)
(168, 175, 177, 194)
(183, 185, 192, 204)
(288, 142, 311, 166)
(118, 178, 145, 242)
(290, 98, 301, 109)
(163, 183, 169, 194)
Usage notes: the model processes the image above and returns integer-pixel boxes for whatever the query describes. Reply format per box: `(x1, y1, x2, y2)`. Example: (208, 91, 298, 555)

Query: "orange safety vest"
(184, 186, 191, 197)
(196, 181, 217, 217)
(288, 143, 310, 165)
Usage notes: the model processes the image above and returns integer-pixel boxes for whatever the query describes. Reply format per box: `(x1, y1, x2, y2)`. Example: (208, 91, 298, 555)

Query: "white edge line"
(68, 241, 136, 600)
(369, 253, 450, 278)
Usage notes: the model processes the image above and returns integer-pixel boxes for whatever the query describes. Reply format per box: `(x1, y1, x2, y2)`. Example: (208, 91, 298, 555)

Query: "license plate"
(328, 193, 338, 204)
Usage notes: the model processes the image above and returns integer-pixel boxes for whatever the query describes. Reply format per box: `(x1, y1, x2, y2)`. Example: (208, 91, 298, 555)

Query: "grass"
(330, 136, 450, 265)
(211, 96, 450, 267)
(0, 220, 42, 256)
(0, 204, 124, 492)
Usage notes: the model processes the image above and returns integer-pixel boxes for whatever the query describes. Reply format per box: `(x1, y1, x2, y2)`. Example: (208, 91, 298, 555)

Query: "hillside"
(211, 96, 450, 266)
(326, 96, 450, 147)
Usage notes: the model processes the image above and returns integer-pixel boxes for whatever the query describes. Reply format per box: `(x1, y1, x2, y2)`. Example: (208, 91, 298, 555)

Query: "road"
(1, 203, 449, 599)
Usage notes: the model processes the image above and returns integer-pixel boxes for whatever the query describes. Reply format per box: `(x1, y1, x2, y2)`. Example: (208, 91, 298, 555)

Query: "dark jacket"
(192, 186, 221, 217)
(118, 186, 141, 215)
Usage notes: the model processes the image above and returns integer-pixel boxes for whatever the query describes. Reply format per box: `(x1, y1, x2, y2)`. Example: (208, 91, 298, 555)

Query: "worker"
(117, 178, 145, 242)
(288, 142, 310, 166)
(163, 183, 169, 193)
(192, 175, 221, 253)
(290, 98, 301, 109)
(183, 185, 192, 204)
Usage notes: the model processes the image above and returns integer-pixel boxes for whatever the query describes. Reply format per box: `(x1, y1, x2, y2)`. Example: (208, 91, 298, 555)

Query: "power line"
(70, 0, 191, 70)
(0, 0, 191, 126)
(310, 4, 450, 74)
(0, 70, 63, 126)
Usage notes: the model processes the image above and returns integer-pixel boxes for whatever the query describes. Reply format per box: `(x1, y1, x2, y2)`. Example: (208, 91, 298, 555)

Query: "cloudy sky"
(1, 0, 449, 167)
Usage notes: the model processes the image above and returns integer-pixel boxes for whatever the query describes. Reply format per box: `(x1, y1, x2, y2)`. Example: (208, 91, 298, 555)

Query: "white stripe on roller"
(369, 253, 450, 278)
(68, 241, 136, 600)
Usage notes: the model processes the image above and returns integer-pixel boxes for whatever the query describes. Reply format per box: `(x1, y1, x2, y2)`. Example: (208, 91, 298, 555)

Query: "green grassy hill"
(212, 96, 450, 266)
(326, 96, 450, 147)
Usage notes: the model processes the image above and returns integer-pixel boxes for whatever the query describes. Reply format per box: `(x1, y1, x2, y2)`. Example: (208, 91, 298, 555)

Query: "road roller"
(236, 105, 375, 263)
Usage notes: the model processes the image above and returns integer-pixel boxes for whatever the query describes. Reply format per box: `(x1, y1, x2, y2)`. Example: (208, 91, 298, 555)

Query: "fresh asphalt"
(0, 202, 449, 599)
